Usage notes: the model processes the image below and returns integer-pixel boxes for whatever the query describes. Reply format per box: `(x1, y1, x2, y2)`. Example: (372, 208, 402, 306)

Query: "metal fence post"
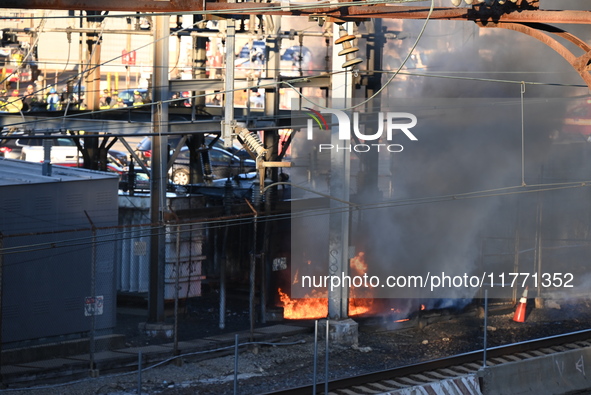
(174, 224, 181, 359)
(0, 232, 4, 386)
(219, 225, 227, 330)
(483, 289, 489, 368)
(313, 320, 318, 395)
(137, 350, 142, 395)
(234, 334, 239, 395)
(84, 213, 97, 375)
(325, 319, 329, 395)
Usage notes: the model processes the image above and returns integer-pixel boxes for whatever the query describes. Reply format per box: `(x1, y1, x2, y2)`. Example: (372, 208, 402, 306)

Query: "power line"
(3, 179, 591, 257)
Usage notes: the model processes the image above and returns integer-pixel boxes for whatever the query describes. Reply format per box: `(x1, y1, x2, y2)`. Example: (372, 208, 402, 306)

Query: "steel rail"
(262, 328, 591, 395)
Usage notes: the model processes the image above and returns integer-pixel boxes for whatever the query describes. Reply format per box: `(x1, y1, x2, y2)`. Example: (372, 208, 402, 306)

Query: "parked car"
(0, 134, 81, 163)
(0, 129, 24, 159)
(117, 168, 151, 192)
(170, 146, 256, 185)
(135, 135, 251, 166)
(54, 153, 150, 191)
(107, 149, 129, 168)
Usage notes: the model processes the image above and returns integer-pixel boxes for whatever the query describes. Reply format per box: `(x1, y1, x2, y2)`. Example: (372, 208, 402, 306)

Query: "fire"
(393, 318, 410, 323)
(278, 288, 327, 319)
(421, 304, 425, 310)
(349, 298, 373, 316)
(280, 251, 377, 319)
(279, 290, 375, 319)
(350, 252, 367, 274)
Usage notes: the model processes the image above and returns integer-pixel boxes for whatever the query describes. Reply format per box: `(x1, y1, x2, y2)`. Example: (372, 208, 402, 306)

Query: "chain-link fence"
(0, 220, 207, 375)
(1, 226, 119, 372)
(0, 208, 292, 385)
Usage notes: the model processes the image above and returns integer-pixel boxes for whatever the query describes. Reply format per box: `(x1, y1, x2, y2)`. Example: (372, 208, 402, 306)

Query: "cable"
(389, 69, 588, 88)
(280, 0, 435, 111)
(3, 65, 582, 134)
(3, 180, 591, 257)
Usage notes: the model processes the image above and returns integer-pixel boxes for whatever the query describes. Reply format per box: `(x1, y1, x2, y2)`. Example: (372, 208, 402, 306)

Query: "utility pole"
(359, 19, 383, 202)
(327, 22, 353, 321)
(149, 14, 170, 323)
(83, 11, 104, 170)
(262, 15, 282, 323)
(222, 18, 236, 148)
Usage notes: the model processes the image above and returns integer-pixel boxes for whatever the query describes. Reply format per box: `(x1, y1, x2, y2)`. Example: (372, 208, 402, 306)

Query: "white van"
(18, 136, 82, 164)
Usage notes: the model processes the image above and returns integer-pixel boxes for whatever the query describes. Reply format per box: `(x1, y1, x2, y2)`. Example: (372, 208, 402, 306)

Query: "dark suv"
(135, 135, 252, 165)
(170, 146, 256, 185)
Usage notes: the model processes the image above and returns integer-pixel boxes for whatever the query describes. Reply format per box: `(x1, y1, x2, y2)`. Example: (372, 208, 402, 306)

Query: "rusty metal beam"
(0, 0, 204, 12)
(2, 1, 591, 26)
(479, 22, 591, 89)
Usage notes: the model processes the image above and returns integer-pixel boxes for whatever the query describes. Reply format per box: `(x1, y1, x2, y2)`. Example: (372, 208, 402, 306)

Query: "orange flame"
(279, 288, 327, 319)
(281, 252, 378, 319)
(421, 304, 425, 311)
(393, 318, 410, 323)
(279, 289, 376, 319)
(349, 298, 373, 316)
(350, 252, 367, 274)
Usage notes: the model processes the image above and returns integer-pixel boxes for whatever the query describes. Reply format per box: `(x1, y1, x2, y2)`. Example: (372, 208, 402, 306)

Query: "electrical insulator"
(237, 127, 267, 158)
(335, 25, 363, 69)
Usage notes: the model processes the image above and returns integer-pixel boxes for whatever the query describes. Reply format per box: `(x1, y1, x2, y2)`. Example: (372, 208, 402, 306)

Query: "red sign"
(121, 50, 136, 66)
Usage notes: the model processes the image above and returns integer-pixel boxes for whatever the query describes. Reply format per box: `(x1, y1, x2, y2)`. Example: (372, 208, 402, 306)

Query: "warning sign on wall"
(84, 295, 104, 316)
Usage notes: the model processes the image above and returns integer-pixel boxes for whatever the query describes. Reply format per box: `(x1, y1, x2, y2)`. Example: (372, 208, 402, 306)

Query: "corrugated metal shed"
(0, 159, 119, 346)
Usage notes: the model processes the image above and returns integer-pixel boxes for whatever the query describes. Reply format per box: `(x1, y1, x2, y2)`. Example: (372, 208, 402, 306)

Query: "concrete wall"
(479, 346, 591, 395)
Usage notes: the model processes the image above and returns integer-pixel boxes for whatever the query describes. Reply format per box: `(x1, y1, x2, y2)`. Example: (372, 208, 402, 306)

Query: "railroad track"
(264, 329, 591, 395)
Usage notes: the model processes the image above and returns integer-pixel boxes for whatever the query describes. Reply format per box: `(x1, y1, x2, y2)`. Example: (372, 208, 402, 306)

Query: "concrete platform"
(161, 339, 219, 353)
(1, 334, 126, 365)
(254, 324, 309, 336)
(14, 358, 81, 370)
(204, 330, 266, 343)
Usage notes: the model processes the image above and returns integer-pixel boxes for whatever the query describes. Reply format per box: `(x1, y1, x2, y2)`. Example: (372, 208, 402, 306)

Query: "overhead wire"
(280, 0, 435, 111)
(0, 1, 585, 130)
(1, 66, 583, 134)
(1, 2, 588, 256)
(3, 179, 591, 257)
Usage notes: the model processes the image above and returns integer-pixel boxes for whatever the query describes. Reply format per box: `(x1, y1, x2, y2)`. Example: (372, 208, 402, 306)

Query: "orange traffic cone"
(513, 287, 528, 323)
